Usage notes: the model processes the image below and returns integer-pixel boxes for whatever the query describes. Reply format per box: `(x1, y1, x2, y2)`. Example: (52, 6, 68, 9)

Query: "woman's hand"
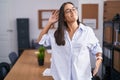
(37, 10, 59, 42)
(93, 66, 99, 76)
(93, 53, 102, 76)
(48, 10, 59, 27)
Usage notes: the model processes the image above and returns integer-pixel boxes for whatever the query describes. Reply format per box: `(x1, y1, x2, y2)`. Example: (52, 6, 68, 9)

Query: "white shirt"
(39, 23, 102, 80)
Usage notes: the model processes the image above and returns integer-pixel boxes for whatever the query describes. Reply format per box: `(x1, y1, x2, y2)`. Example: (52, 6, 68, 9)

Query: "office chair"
(9, 52, 18, 66)
(0, 62, 10, 80)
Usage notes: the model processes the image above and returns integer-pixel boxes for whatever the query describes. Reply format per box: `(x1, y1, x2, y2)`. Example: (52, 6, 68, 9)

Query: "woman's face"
(64, 3, 78, 23)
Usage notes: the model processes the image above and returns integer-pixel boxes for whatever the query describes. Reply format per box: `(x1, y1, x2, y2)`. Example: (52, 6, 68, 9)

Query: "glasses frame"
(64, 7, 78, 14)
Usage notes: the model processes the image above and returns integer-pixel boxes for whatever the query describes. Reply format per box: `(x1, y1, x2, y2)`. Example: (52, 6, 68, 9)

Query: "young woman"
(37, 2, 102, 80)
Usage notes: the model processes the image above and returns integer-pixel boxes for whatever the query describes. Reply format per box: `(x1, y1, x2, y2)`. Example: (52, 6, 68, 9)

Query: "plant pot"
(38, 58, 44, 66)
(37, 45, 45, 66)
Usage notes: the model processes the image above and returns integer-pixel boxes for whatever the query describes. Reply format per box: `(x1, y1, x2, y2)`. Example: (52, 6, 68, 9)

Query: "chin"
(70, 18, 77, 22)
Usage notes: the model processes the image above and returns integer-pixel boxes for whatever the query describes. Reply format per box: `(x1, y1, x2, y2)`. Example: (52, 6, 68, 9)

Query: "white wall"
(10, 0, 76, 53)
(12, 0, 78, 41)
(11, 0, 103, 44)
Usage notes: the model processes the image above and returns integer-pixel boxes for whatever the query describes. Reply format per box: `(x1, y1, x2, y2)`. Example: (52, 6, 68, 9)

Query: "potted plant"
(37, 45, 45, 66)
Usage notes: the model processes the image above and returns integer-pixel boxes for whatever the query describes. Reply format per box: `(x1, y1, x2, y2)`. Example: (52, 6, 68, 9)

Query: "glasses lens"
(65, 7, 77, 13)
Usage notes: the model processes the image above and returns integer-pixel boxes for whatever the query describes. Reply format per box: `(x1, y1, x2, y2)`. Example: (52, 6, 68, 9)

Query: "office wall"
(11, 0, 103, 43)
(0, 0, 103, 48)
(12, 0, 79, 41)
(0, 0, 79, 62)
(9, 0, 77, 53)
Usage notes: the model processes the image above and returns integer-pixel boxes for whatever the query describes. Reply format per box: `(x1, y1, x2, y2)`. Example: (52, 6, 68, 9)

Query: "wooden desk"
(5, 50, 53, 80)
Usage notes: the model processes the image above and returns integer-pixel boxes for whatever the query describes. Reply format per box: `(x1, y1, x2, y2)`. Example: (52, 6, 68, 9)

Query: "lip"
(70, 14, 75, 17)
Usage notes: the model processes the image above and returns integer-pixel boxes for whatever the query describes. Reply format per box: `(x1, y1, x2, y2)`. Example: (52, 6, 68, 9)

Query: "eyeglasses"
(64, 7, 77, 14)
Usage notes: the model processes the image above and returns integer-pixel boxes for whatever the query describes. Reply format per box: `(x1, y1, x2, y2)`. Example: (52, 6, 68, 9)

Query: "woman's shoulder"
(80, 23, 93, 32)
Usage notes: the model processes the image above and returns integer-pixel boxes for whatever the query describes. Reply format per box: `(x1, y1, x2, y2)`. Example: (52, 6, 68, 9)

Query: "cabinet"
(103, 21, 120, 80)
(17, 18, 30, 56)
(104, 1, 120, 21)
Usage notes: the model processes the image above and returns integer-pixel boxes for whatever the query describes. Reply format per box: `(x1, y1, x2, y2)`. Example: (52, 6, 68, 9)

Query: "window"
(38, 10, 57, 29)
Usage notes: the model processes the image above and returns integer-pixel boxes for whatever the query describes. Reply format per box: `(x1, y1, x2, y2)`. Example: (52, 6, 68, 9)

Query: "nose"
(69, 9, 74, 13)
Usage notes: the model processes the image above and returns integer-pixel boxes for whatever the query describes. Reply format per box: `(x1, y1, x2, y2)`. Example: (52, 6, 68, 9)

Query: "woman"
(37, 2, 102, 80)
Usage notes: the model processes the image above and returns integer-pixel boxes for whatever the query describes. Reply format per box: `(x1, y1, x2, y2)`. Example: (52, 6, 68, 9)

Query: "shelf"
(111, 68, 120, 80)
(103, 54, 112, 66)
(103, 20, 120, 80)
(114, 46, 120, 51)
(103, 41, 113, 50)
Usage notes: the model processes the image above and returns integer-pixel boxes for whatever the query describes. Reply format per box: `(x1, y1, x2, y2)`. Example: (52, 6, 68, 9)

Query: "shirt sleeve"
(39, 34, 51, 47)
(87, 27, 102, 55)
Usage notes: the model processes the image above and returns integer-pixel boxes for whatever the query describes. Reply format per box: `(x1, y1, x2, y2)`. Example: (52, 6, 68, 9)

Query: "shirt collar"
(78, 23, 86, 31)
(65, 23, 86, 35)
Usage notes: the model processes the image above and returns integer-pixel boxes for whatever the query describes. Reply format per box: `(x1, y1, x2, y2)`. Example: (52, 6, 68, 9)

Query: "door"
(0, 0, 13, 63)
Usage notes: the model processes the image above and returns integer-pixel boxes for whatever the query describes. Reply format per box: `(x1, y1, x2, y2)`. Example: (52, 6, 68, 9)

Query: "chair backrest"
(9, 52, 18, 66)
(0, 62, 10, 80)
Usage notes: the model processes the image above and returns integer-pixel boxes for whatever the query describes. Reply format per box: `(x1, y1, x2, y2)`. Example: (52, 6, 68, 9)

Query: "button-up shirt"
(39, 23, 102, 80)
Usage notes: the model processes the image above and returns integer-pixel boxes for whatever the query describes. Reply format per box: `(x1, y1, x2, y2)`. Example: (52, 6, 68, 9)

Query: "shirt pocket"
(72, 42, 88, 56)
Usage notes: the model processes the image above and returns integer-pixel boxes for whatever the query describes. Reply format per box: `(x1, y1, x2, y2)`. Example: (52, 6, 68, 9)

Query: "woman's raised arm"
(37, 10, 59, 43)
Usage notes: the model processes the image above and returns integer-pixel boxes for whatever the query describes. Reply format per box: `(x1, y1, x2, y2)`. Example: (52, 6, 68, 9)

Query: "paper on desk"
(47, 49, 52, 54)
(42, 68, 52, 76)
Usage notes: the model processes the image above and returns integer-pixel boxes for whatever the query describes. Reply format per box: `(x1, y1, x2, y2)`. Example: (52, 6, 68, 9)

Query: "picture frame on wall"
(38, 9, 58, 29)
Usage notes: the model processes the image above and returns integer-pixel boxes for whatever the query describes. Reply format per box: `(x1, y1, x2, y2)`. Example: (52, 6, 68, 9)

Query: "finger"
(93, 68, 98, 76)
(55, 10, 59, 15)
(52, 10, 55, 15)
(53, 10, 59, 16)
(53, 11, 59, 20)
(93, 71, 96, 76)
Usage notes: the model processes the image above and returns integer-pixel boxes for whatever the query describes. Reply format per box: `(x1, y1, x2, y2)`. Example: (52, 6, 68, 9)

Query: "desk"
(5, 50, 53, 80)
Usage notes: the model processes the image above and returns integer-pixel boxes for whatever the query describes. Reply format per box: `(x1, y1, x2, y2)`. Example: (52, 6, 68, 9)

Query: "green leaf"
(37, 46, 45, 60)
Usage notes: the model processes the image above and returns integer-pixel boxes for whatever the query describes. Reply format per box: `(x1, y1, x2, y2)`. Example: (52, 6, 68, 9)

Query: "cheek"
(64, 15, 69, 21)
(76, 15, 79, 20)
(74, 12, 78, 18)
(73, 13, 79, 20)
(65, 17, 70, 22)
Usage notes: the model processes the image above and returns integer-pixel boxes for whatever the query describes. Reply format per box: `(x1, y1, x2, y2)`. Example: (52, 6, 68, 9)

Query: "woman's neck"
(67, 22, 78, 32)
(67, 22, 79, 40)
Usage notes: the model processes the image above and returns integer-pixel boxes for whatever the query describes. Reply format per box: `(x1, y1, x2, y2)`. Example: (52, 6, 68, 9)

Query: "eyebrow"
(65, 7, 75, 11)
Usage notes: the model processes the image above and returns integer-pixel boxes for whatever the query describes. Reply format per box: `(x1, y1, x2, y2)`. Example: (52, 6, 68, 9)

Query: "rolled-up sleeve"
(39, 34, 51, 47)
(89, 43, 102, 55)
(87, 27, 102, 55)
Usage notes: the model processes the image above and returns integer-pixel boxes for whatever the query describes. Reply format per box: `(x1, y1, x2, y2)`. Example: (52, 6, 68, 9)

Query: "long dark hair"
(54, 2, 80, 46)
